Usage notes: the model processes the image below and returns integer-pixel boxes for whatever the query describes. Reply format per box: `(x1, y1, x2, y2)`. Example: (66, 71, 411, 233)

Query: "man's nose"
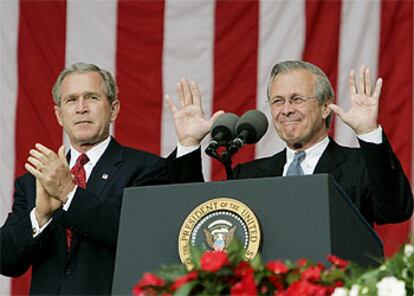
(76, 98, 88, 113)
(281, 100, 295, 115)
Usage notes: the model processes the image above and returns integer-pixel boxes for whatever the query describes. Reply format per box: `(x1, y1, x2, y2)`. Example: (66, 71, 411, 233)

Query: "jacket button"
(65, 268, 72, 276)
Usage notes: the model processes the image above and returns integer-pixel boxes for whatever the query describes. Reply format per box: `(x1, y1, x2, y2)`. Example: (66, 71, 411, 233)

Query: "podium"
(112, 174, 383, 295)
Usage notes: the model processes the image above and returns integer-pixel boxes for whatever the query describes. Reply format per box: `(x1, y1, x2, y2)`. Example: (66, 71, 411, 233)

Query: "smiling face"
(269, 69, 331, 150)
(54, 71, 120, 152)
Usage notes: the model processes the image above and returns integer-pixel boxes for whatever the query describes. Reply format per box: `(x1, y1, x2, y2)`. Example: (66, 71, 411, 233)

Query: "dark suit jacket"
(172, 135, 413, 226)
(0, 138, 175, 295)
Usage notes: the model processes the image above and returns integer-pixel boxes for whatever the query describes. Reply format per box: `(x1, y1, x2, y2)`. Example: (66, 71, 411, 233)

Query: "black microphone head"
(211, 112, 239, 145)
(235, 110, 269, 144)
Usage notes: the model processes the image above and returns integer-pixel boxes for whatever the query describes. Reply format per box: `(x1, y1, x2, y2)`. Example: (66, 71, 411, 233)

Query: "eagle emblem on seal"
(203, 219, 236, 251)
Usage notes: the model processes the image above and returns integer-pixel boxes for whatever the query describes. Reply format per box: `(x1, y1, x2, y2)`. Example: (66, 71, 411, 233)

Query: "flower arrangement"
(133, 239, 413, 296)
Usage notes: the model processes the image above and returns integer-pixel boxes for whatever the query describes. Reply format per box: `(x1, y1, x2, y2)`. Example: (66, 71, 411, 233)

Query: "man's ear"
(322, 98, 333, 120)
(54, 105, 63, 127)
(110, 100, 120, 123)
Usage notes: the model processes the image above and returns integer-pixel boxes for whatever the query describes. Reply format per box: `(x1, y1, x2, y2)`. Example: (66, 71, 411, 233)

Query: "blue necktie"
(286, 151, 306, 176)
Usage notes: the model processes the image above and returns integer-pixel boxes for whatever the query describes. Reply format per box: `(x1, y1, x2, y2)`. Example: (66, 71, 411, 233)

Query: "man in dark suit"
(165, 60, 413, 226)
(0, 63, 181, 294)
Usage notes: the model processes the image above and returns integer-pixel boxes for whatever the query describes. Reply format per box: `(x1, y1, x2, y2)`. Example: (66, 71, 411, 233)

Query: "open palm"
(329, 65, 382, 135)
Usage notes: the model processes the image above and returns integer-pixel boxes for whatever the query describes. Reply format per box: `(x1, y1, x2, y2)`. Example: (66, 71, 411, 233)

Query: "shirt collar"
(286, 136, 330, 162)
(69, 136, 111, 169)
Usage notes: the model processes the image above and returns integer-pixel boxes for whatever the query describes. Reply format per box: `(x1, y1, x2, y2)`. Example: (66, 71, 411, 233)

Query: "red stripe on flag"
(211, 0, 259, 181)
(115, 0, 165, 154)
(303, 0, 342, 136)
(13, 1, 67, 295)
(375, 0, 413, 257)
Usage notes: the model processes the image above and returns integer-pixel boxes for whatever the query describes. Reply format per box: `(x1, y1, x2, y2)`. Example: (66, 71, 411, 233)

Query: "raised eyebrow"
(62, 94, 78, 101)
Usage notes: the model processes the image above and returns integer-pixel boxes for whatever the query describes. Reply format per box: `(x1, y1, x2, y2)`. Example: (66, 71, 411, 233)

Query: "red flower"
(136, 273, 165, 287)
(266, 260, 289, 274)
(230, 271, 257, 296)
(326, 255, 349, 269)
(285, 280, 328, 296)
(170, 271, 198, 292)
(269, 275, 285, 291)
(296, 258, 308, 268)
(301, 266, 322, 282)
(234, 261, 254, 277)
(200, 250, 229, 272)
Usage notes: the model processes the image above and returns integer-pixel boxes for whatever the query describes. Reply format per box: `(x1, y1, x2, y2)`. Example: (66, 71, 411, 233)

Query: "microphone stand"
(205, 140, 244, 180)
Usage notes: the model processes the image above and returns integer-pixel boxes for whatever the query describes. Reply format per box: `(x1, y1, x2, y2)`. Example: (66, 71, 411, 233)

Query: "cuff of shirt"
(62, 185, 78, 211)
(30, 208, 52, 238)
(356, 125, 383, 144)
(176, 142, 200, 158)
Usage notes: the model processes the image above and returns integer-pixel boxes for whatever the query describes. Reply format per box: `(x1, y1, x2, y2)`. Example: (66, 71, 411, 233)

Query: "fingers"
(190, 81, 203, 113)
(25, 162, 43, 179)
(348, 70, 357, 96)
(58, 145, 68, 165)
(358, 64, 366, 94)
(208, 110, 225, 128)
(351, 65, 379, 96)
(165, 94, 178, 113)
(373, 77, 383, 100)
(176, 81, 185, 107)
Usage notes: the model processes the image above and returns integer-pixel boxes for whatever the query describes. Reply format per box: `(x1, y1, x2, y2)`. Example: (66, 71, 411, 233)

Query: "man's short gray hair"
(52, 63, 118, 106)
(267, 60, 334, 127)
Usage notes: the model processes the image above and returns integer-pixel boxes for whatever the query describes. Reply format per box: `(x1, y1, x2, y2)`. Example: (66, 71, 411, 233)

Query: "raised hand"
(25, 144, 75, 202)
(165, 79, 224, 147)
(329, 65, 382, 135)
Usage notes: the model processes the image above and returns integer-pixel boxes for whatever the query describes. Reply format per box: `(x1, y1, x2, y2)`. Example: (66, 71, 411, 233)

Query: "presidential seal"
(178, 198, 261, 267)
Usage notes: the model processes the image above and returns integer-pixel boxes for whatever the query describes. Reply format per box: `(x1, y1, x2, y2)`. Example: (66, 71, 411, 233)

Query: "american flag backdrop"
(0, 0, 412, 294)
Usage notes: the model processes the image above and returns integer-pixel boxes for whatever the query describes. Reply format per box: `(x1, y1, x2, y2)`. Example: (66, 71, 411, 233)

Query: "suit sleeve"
(0, 177, 49, 277)
(167, 147, 204, 183)
(359, 133, 413, 224)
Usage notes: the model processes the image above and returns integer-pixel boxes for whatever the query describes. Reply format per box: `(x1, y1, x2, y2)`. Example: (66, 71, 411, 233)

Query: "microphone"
(232, 110, 268, 148)
(208, 112, 239, 148)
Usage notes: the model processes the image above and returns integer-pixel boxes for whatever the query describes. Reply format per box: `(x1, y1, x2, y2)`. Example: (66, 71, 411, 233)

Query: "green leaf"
(250, 253, 264, 270)
(190, 244, 203, 269)
(156, 264, 187, 282)
(227, 239, 244, 264)
(173, 281, 197, 296)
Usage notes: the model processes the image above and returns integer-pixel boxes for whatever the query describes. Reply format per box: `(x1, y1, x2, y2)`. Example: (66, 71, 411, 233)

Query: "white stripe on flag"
(65, 0, 118, 147)
(0, 0, 19, 293)
(335, 0, 380, 147)
(162, 0, 215, 180)
(256, 1, 306, 158)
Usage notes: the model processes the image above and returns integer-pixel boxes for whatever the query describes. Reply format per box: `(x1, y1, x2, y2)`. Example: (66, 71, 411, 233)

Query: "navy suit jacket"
(0, 138, 173, 295)
(173, 135, 413, 226)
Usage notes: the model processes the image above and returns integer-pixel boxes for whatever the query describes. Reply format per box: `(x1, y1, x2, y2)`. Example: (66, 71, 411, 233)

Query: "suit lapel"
(66, 138, 124, 259)
(313, 138, 345, 181)
(85, 138, 123, 199)
(255, 150, 286, 177)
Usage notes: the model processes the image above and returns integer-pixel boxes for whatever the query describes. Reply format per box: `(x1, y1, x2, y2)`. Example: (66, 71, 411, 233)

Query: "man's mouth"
(75, 120, 93, 125)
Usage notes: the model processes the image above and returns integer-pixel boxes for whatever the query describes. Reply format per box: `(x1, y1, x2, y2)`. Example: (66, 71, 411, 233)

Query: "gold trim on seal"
(178, 197, 261, 268)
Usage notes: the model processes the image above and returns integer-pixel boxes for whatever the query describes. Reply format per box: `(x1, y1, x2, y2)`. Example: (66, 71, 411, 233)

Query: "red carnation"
(285, 280, 328, 296)
(326, 255, 349, 269)
(266, 260, 289, 274)
(230, 270, 257, 296)
(234, 261, 254, 277)
(200, 250, 229, 272)
(170, 271, 198, 292)
(296, 258, 308, 268)
(136, 272, 165, 288)
(301, 266, 322, 282)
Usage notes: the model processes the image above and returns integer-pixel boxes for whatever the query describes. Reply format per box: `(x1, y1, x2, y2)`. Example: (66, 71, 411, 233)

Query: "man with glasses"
(166, 60, 413, 226)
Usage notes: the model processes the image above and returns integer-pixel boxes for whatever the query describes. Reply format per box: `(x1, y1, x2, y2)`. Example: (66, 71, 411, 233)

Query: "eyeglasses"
(269, 95, 317, 108)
